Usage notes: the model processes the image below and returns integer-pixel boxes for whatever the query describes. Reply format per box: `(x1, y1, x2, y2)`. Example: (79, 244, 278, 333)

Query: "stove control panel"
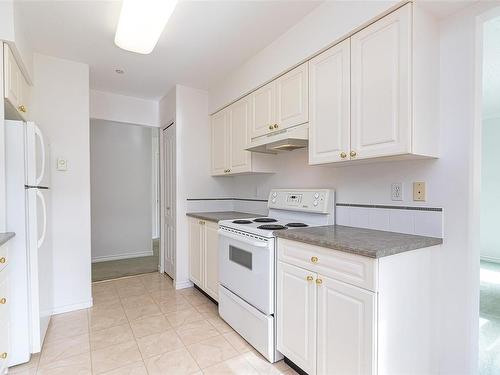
(268, 189, 335, 213)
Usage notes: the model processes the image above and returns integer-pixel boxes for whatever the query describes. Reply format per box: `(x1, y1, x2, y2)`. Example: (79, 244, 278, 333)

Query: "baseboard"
(52, 299, 93, 315)
(174, 279, 194, 290)
(92, 250, 154, 263)
(481, 255, 500, 264)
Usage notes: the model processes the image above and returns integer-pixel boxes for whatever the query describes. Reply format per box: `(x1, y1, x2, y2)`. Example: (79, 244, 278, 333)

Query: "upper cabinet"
(250, 63, 309, 140)
(309, 3, 439, 164)
(3, 44, 30, 121)
(211, 96, 274, 176)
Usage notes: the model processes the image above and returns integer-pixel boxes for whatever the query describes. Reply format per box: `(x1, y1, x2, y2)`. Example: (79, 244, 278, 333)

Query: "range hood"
(246, 123, 308, 154)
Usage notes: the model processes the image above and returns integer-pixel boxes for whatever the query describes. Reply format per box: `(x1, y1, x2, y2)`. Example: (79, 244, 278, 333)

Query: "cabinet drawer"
(0, 244, 7, 273)
(278, 239, 377, 291)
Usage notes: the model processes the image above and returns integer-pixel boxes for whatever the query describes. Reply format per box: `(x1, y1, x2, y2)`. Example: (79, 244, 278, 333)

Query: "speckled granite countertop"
(275, 225, 442, 258)
(0, 232, 16, 247)
(186, 211, 257, 223)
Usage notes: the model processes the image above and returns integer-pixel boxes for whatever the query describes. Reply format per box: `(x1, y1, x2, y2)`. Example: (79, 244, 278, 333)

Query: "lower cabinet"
(188, 218, 219, 301)
(0, 243, 10, 375)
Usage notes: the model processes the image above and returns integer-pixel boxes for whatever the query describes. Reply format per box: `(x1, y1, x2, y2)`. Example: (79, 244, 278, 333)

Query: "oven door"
(218, 228, 274, 315)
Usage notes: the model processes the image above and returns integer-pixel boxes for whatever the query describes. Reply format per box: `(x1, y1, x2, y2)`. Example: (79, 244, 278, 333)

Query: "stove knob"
(314, 193, 319, 199)
(313, 200, 319, 207)
(271, 198, 276, 204)
(272, 192, 277, 198)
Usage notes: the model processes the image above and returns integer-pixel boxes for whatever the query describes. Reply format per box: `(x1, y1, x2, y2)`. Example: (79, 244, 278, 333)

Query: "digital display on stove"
(286, 194, 302, 205)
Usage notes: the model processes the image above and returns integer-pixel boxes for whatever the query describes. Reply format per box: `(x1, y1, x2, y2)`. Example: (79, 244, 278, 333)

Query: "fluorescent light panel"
(115, 0, 178, 54)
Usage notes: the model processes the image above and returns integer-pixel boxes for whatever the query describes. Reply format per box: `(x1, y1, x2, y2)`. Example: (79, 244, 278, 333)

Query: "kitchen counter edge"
(186, 211, 257, 223)
(0, 232, 16, 247)
(274, 225, 443, 259)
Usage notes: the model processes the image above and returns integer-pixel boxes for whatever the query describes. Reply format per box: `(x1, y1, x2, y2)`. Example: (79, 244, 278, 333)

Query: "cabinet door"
(251, 82, 276, 139)
(277, 261, 316, 374)
(211, 110, 229, 176)
(276, 63, 309, 130)
(350, 4, 411, 160)
(309, 40, 350, 164)
(229, 97, 252, 174)
(188, 218, 204, 287)
(204, 222, 219, 301)
(317, 275, 376, 375)
(4, 44, 20, 110)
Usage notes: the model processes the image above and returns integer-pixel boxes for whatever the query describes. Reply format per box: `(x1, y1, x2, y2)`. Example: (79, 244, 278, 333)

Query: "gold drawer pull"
(306, 275, 313, 282)
(273, 124, 279, 129)
(0, 352, 7, 359)
(310, 256, 318, 263)
(316, 278, 323, 285)
(18, 105, 26, 113)
(340, 152, 347, 159)
(268, 125, 273, 130)
(350, 150, 357, 158)
(0, 257, 5, 264)
(0, 298, 6, 304)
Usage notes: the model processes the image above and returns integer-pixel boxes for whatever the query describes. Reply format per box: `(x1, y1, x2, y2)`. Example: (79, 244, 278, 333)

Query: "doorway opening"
(90, 119, 160, 282)
(477, 10, 500, 375)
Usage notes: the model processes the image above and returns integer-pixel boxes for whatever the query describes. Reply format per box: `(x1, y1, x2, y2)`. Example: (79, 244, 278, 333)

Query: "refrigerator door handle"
(34, 124, 46, 186)
(36, 189, 47, 248)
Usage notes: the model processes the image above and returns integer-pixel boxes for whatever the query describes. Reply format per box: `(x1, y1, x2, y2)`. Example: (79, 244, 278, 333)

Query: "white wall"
(90, 90, 159, 127)
(208, 0, 398, 113)
(32, 53, 92, 313)
(90, 119, 154, 262)
(205, 1, 500, 373)
(481, 117, 500, 262)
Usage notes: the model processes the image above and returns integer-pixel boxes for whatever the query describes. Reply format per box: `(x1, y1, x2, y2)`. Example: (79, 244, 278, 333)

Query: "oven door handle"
(218, 230, 269, 248)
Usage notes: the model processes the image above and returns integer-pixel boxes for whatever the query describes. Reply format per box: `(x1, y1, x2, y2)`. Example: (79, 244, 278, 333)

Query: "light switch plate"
(56, 158, 68, 171)
(413, 182, 426, 201)
(391, 183, 403, 201)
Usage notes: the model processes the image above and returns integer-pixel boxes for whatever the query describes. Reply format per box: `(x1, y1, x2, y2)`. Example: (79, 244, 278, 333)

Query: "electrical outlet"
(391, 183, 403, 201)
(413, 182, 426, 201)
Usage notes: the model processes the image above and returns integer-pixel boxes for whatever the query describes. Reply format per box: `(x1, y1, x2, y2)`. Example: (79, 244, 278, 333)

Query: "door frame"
(159, 121, 175, 276)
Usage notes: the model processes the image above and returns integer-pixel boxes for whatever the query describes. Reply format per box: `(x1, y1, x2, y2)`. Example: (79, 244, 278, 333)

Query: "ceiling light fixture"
(114, 0, 178, 54)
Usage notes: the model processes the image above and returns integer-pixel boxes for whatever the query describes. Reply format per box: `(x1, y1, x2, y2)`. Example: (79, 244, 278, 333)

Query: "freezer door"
(26, 188, 53, 353)
(25, 122, 50, 188)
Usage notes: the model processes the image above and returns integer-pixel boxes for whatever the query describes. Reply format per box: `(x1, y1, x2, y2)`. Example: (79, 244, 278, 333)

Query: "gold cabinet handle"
(311, 256, 318, 263)
(340, 152, 347, 159)
(306, 275, 313, 282)
(18, 105, 26, 113)
(0, 257, 5, 264)
(0, 298, 6, 304)
(273, 124, 279, 129)
(0, 352, 7, 359)
(269, 125, 273, 130)
(316, 278, 323, 285)
(350, 150, 357, 158)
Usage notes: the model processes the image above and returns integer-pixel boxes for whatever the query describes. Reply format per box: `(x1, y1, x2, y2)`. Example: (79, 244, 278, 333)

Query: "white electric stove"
(217, 189, 335, 363)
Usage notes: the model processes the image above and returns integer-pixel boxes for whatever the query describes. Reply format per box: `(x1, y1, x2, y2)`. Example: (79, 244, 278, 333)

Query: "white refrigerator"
(6, 120, 53, 366)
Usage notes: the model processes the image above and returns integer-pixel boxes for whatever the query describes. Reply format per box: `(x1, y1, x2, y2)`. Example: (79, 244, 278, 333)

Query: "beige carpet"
(92, 239, 159, 282)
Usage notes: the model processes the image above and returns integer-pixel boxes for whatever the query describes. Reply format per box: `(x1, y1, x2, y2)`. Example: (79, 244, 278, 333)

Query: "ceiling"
(483, 16, 500, 119)
(17, 0, 322, 100)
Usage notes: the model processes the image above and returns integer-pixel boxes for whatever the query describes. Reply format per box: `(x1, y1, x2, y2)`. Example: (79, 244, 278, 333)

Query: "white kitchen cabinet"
(309, 39, 350, 164)
(3, 44, 30, 121)
(308, 3, 439, 165)
(277, 237, 439, 375)
(350, 4, 411, 160)
(0, 243, 9, 375)
(211, 109, 230, 176)
(188, 218, 219, 301)
(251, 82, 276, 139)
(188, 218, 204, 287)
(276, 63, 308, 131)
(211, 97, 274, 176)
(277, 261, 317, 375)
(317, 275, 376, 375)
(203, 221, 219, 300)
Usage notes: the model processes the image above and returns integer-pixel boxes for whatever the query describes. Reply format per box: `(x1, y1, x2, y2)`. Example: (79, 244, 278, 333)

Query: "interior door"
(350, 4, 411, 159)
(229, 97, 252, 174)
(309, 39, 350, 164)
(162, 124, 176, 279)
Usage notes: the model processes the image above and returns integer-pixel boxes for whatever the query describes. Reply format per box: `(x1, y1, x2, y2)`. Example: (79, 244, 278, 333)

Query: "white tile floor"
(9, 272, 296, 375)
